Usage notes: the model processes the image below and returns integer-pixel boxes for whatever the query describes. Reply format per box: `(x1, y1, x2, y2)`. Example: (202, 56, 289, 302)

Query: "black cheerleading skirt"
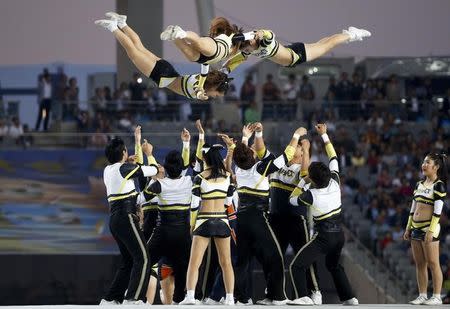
(193, 212, 231, 238)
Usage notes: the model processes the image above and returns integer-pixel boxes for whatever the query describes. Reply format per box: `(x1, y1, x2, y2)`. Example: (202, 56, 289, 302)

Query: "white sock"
(419, 293, 427, 298)
(226, 293, 234, 301)
(109, 24, 118, 32)
(187, 290, 195, 299)
(118, 21, 127, 29)
(432, 294, 441, 299)
(342, 29, 354, 42)
(175, 27, 187, 39)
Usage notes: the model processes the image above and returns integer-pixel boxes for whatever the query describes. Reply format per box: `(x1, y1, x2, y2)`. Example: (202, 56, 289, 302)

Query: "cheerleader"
(101, 126, 158, 305)
(160, 17, 253, 99)
(95, 13, 232, 100)
(223, 27, 371, 73)
(180, 144, 236, 305)
(404, 153, 447, 305)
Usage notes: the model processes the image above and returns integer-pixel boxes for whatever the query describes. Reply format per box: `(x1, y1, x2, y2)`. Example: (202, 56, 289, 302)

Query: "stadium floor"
(0, 305, 424, 308)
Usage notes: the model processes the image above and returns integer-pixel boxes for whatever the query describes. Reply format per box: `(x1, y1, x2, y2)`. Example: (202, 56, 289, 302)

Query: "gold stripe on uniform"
(142, 205, 158, 211)
(237, 188, 269, 197)
(314, 207, 342, 221)
(414, 196, 434, 205)
(158, 204, 190, 211)
(108, 191, 138, 202)
(270, 180, 296, 192)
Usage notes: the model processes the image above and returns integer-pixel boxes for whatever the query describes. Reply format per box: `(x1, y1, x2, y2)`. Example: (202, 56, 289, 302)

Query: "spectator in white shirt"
(8, 117, 24, 145)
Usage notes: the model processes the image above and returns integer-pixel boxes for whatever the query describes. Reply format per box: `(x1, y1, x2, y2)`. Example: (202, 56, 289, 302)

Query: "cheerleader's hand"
(403, 229, 411, 241)
(254, 30, 265, 40)
(127, 155, 137, 164)
(424, 230, 433, 243)
(195, 89, 209, 101)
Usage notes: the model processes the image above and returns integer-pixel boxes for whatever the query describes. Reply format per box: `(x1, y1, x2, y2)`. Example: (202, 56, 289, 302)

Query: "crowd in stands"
(1, 66, 450, 301)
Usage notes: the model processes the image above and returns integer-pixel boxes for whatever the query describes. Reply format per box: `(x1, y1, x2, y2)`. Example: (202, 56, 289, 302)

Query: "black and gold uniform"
(191, 173, 235, 238)
(143, 176, 192, 304)
(234, 146, 296, 303)
(407, 180, 447, 241)
(225, 30, 307, 73)
(103, 159, 158, 303)
(139, 180, 159, 241)
(268, 161, 320, 294)
(196, 34, 234, 65)
(148, 59, 216, 100)
(289, 135, 355, 302)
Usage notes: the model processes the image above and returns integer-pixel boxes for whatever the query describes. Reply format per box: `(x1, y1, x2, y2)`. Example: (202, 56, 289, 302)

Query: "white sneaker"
(105, 12, 127, 28)
(311, 290, 322, 305)
(94, 19, 118, 32)
(236, 299, 253, 305)
(343, 26, 371, 42)
(160, 25, 186, 41)
(422, 296, 442, 305)
(409, 295, 428, 305)
(256, 298, 273, 305)
(223, 298, 235, 306)
(342, 297, 359, 306)
(179, 296, 197, 305)
(122, 299, 146, 305)
(288, 296, 314, 305)
(272, 299, 290, 305)
(99, 299, 120, 305)
(203, 297, 221, 305)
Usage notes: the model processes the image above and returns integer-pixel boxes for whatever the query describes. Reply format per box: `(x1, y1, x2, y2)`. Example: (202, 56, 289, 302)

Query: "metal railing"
(342, 225, 409, 303)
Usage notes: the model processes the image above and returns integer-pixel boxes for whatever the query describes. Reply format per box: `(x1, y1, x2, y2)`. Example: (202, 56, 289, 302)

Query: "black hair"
(232, 142, 256, 170)
(204, 70, 233, 94)
(427, 152, 448, 184)
(105, 137, 126, 164)
(164, 150, 184, 179)
(202, 144, 227, 179)
(308, 162, 332, 188)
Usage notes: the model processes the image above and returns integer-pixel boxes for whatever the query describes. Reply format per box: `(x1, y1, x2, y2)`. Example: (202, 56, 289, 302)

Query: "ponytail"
(428, 152, 448, 184)
(202, 143, 227, 179)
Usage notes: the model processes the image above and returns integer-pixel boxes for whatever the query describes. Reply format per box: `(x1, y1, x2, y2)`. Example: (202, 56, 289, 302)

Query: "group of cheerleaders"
(97, 11, 446, 306)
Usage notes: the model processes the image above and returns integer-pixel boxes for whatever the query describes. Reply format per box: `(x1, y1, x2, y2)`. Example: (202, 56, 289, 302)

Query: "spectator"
(129, 73, 145, 101)
(104, 86, 112, 101)
(325, 76, 337, 97)
(0, 118, 8, 143)
(386, 74, 401, 101)
(350, 73, 364, 101)
(283, 74, 299, 102)
(118, 112, 133, 132)
(335, 72, 352, 101)
(240, 75, 256, 102)
(299, 75, 315, 101)
(90, 128, 109, 147)
(354, 185, 370, 212)
(365, 79, 378, 100)
(262, 74, 280, 101)
(351, 150, 366, 167)
(63, 77, 79, 120)
(375, 79, 386, 98)
(35, 70, 52, 131)
(244, 100, 260, 124)
(377, 168, 391, 188)
(8, 117, 24, 145)
(91, 88, 107, 112)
